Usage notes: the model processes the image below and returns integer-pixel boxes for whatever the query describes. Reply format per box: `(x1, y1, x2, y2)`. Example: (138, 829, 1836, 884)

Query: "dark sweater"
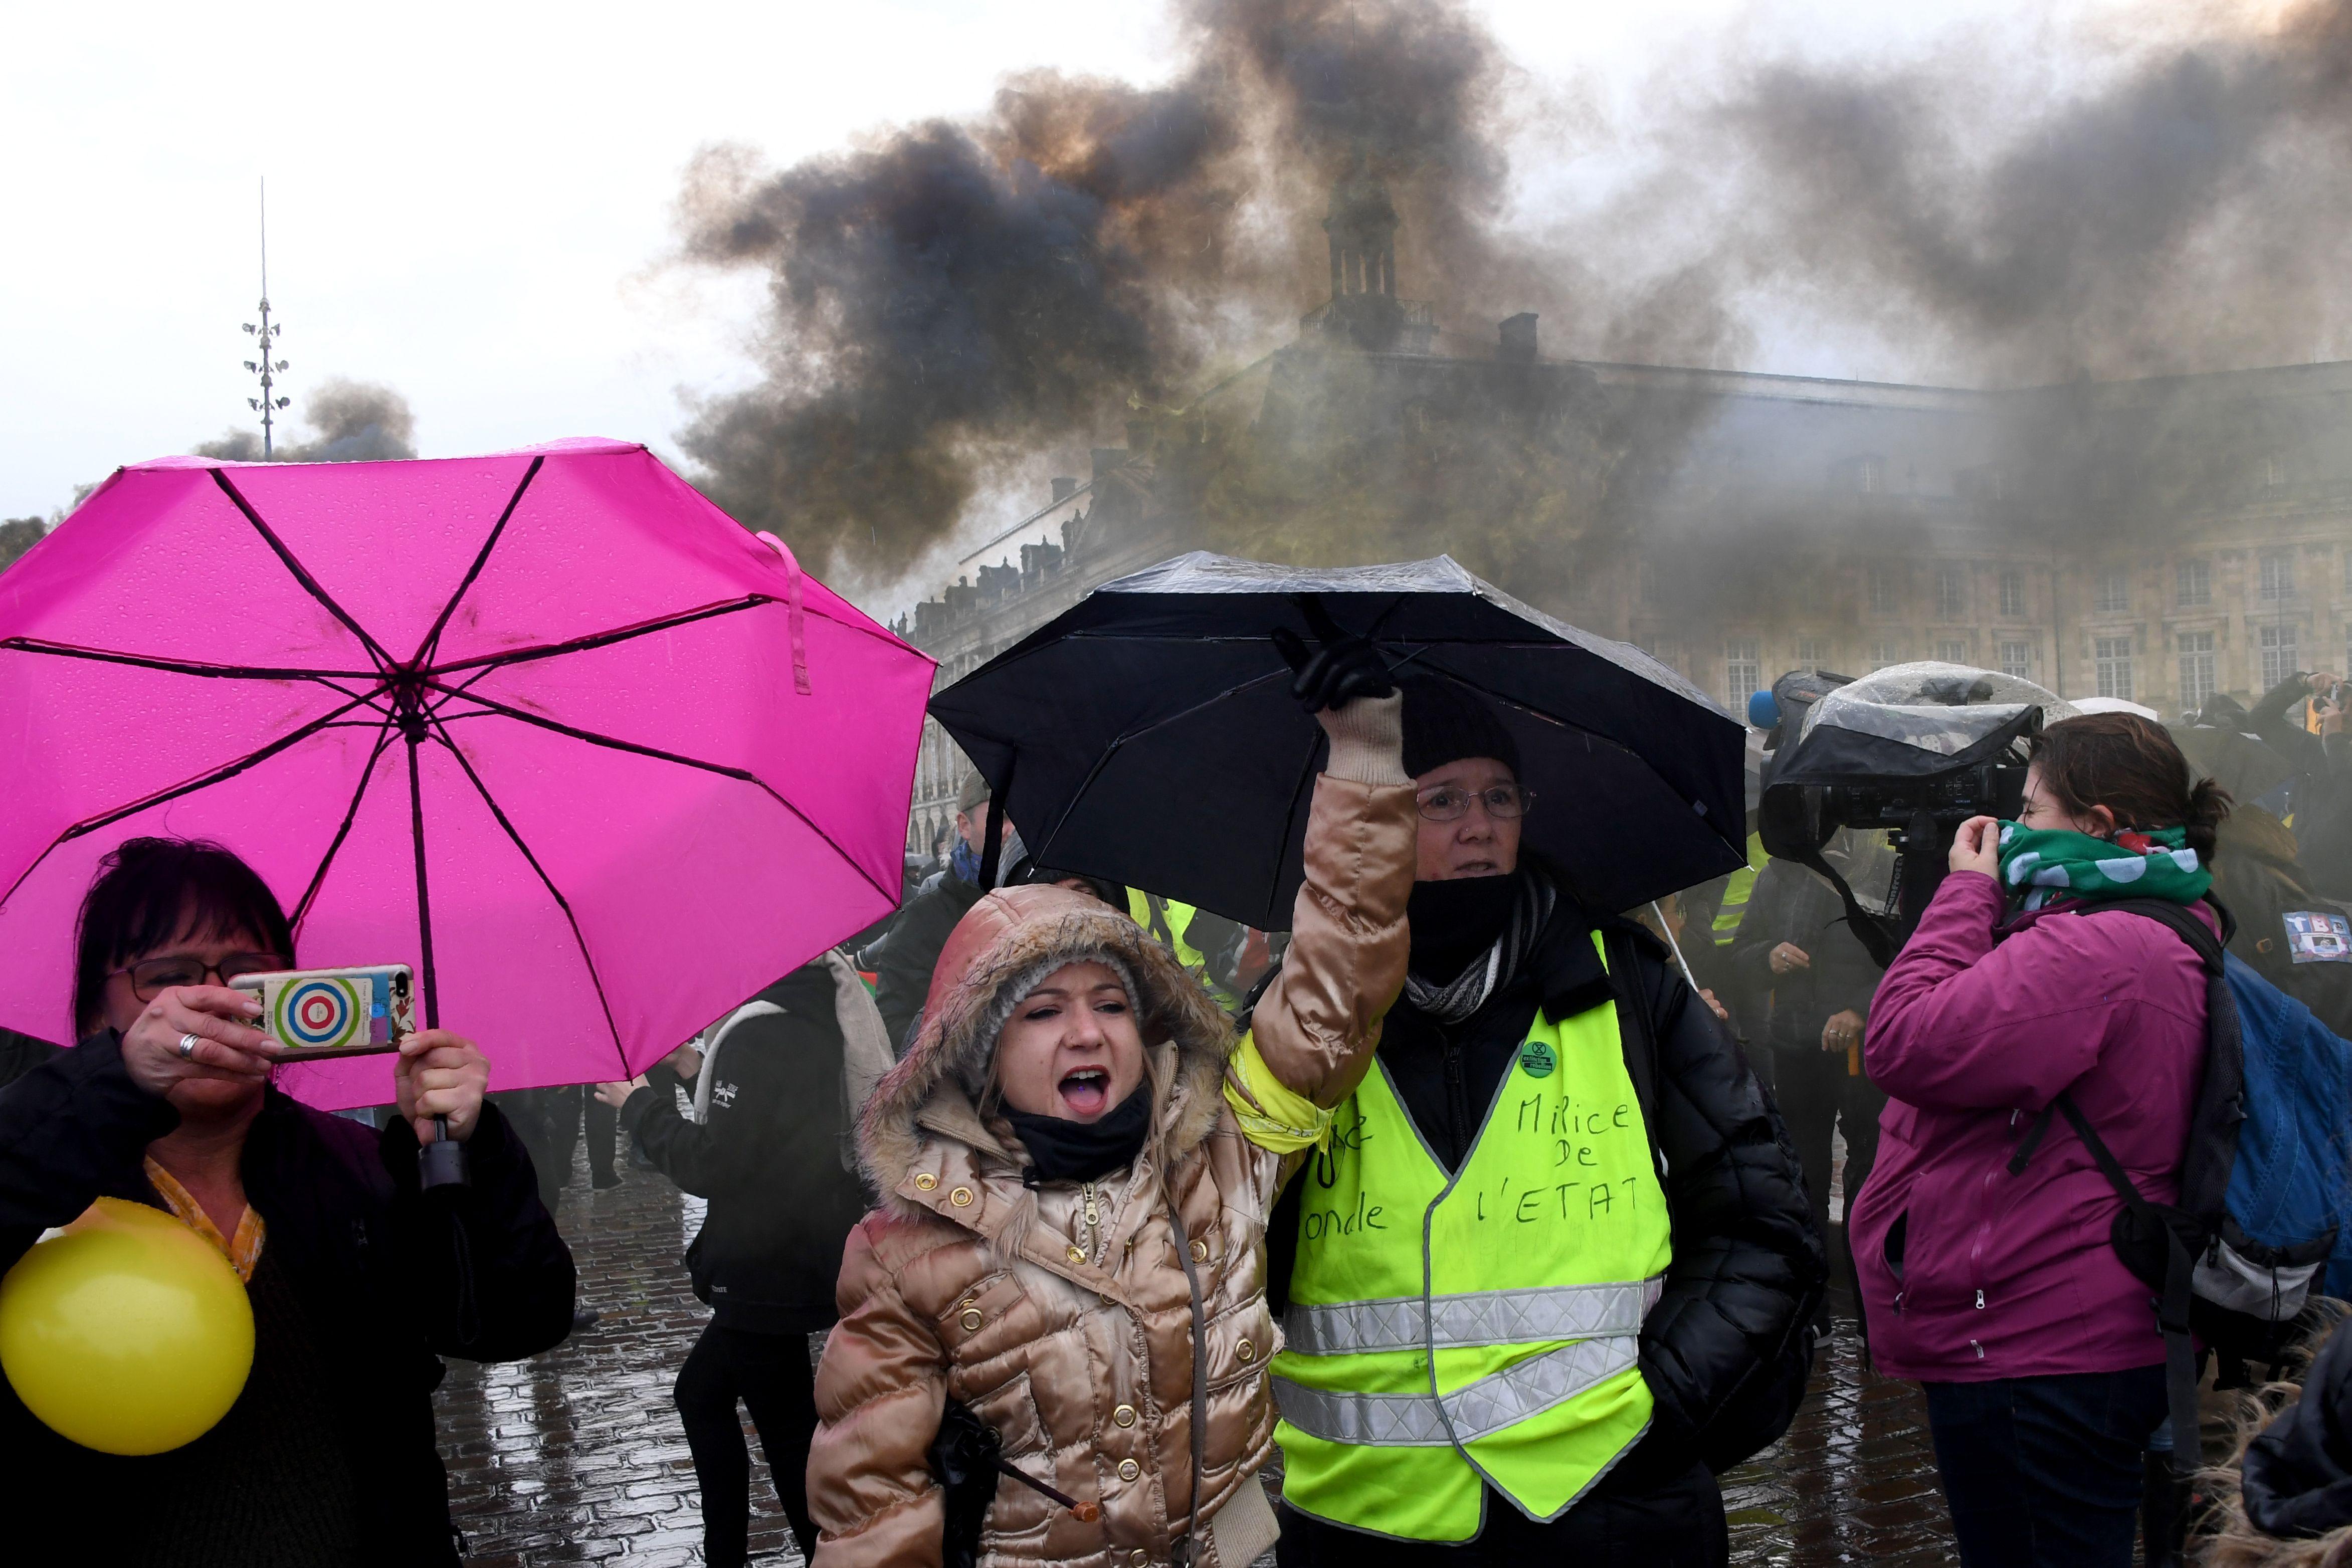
(0, 1035, 576, 1566)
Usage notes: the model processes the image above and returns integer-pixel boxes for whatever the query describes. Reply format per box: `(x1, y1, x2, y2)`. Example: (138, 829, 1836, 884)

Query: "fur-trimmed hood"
(857, 884, 1235, 1215)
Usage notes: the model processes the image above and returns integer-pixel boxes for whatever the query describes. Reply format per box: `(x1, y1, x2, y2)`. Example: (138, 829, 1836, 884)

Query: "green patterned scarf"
(1995, 821, 2211, 911)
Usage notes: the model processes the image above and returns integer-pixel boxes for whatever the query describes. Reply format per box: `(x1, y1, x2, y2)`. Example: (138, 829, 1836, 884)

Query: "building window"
(2262, 624, 2299, 689)
(2094, 636, 2134, 701)
(1867, 567, 1898, 616)
(2176, 558, 2211, 608)
(1936, 639, 1968, 664)
(1999, 641, 2032, 680)
(2261, 552, 2295, 602)
(2179, 632, 2217, 713)
(2265, 453, 2287, 490)
(1998, 569, 2025, 619)
(1849, 455, 1885, 494)
(1795, 636, 1829, 671)
(1868, 639, 1901, 670)
(1936, 565, 1966, 620)
(1638, 559, 1660, 605)
(1726, 639, 1761, 708)
(2342, 552, 2352, 595)
(2094, 569, 2129, 615)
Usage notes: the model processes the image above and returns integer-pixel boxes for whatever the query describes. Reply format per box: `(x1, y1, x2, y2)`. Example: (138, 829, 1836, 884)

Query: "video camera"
(1759, 663, 2067, 966)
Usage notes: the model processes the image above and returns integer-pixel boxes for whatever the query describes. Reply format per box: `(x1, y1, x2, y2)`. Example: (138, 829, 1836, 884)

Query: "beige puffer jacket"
(808, 705, 1415, 1568)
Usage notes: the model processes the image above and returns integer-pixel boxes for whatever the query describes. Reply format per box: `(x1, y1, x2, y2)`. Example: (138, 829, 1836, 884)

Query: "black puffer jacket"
(1275, 898, 1824, 1480)
(619, 964, 872, 1334)
(0, 1034, 575, 1565)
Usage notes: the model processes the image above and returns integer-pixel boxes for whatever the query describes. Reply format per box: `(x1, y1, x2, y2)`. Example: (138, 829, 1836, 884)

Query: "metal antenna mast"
(242, 178, 290, 456)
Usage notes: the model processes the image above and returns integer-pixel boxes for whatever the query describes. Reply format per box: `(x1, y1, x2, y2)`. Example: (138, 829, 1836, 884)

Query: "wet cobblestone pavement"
(437, 1153, 1957, 1566)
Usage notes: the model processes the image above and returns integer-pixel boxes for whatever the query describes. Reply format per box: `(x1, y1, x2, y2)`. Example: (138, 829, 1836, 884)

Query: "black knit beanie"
(1399, 677, 1522, 780)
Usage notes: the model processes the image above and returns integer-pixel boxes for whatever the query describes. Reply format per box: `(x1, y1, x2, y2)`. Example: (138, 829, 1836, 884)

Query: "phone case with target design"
(230, 964, 415, 1059)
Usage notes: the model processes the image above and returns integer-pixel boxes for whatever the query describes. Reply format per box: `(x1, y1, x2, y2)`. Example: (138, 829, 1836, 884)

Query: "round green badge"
(1519, 1040, 1556, 1079)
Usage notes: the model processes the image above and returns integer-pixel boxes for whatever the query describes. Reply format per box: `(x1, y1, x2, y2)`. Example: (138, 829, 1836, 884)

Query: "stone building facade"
(897, 198, 2352, 855)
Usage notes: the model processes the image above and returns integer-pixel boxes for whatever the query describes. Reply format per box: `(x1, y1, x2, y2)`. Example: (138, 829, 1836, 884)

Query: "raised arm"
(1224, 693, 1418, 1150)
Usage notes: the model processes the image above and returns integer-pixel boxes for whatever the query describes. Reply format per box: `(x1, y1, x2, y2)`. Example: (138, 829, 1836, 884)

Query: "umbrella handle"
(419, 1114, 470, 1190)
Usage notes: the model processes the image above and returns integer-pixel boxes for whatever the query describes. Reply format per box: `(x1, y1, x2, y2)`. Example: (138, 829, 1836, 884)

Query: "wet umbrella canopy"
(927, 553, 1746, 929)
(0, 441, 932, 1107)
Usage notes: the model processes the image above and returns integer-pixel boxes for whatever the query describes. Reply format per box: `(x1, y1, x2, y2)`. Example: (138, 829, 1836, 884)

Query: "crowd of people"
(19, 647, 2352, 1568)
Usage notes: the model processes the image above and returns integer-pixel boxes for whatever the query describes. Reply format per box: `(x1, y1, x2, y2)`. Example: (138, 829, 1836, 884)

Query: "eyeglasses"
(111, 952, 289, 1001)
(1416, 785, 1535, 823)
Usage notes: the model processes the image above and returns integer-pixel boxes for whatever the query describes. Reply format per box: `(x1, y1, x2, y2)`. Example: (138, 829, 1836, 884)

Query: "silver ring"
(176, 1032, 200, 1061)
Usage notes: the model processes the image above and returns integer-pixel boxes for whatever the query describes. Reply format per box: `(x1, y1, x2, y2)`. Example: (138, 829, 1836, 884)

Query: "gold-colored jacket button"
(1236, 1337, 1256, 1362)
(1065, 1244, 1087, 1265)
(1188, 1239, 1208, 1263)
(1112, 1403, 1137, 1428)
(959, 1308, 984, 1332)
(1129, 1551, 1151, 1567)
(949, 1186, 974, 1207)
(913, 1173, 936, 1191)
(1117, 1458, 1140, 1482)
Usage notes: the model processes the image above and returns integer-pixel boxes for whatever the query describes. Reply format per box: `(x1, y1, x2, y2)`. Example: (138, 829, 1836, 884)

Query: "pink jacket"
(1850, 870, 2214, 1383)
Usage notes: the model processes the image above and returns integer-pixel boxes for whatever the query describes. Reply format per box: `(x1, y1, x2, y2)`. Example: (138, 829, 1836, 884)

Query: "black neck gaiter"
(1407, 873, 1520, 985)
(1004, 1083, 1152, 1187)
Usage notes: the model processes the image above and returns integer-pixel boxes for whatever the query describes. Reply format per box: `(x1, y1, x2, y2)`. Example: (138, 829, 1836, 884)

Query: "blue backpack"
(2014, 897, 2352, 1476)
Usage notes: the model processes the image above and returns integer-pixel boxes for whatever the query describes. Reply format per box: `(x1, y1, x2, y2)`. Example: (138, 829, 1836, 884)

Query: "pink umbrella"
(0, 439, 931, 1109)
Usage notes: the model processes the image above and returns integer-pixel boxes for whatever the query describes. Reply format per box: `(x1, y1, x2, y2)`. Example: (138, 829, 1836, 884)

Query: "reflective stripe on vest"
(1272, 931, 1674, 1542)
(1283, 1277, 1664, 1356)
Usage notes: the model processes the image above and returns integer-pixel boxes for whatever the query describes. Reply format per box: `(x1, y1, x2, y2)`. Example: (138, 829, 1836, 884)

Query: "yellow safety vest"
(1271, 934, 1672, 1542)
(1712, 830, 1768, 946)
(1129, 888, 1236, 1005)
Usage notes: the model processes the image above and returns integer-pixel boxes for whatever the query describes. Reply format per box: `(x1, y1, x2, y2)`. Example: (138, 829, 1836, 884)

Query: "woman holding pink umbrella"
(0, 836, 575, 1565)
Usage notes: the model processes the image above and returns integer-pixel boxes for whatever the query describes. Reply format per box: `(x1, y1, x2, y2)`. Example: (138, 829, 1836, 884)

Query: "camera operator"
(1730, 831, 1888, 1333)
(1849, 714, 2231, 1568)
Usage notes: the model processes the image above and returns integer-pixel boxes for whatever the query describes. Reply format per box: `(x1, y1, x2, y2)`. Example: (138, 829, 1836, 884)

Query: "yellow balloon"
(0, 1196, 254, 1455)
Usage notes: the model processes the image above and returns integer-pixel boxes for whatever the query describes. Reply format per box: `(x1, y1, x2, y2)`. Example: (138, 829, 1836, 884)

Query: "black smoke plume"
(681, 0, 2352, 587)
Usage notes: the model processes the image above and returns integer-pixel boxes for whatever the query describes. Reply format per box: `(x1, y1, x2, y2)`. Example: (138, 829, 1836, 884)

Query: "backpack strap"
(2048, 1093, 2204, 1480)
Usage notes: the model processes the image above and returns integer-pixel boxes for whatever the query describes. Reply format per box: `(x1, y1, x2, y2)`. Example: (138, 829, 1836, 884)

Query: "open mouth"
(1058, 1066, 1112, 1118)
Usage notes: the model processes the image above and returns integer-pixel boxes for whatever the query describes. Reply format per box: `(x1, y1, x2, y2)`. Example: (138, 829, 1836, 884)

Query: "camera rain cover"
(1773, 662, 2074, 787)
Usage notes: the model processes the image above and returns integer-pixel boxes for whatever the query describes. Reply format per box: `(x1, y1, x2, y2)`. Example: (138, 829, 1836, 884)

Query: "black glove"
(1270, 597, 1394, 712)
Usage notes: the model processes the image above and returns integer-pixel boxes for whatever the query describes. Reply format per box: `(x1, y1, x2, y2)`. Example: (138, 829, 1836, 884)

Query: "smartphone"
(230, 964, 415, 1059)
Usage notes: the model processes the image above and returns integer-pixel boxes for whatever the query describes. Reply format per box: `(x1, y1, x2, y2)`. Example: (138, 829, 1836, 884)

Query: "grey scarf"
(1401, 871, 1557, 1023)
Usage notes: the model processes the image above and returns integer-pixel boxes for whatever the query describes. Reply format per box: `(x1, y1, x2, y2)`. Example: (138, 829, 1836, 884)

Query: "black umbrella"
(926, 553, 1747, 929)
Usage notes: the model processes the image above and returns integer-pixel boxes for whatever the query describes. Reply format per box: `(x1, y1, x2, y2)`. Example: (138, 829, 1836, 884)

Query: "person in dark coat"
(1730, 844, 1889, 1327)
(1272, 677, 1824, 1566)
(2248, 673, 2352, 896)
(875, 770, 1007, 1050)
(598, 955, 882, 1566)
(0, 836, 575, 1567)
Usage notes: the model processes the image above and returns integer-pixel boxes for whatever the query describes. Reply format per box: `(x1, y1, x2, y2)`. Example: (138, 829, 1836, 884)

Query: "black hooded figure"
(1272, 677, 1824, 1566)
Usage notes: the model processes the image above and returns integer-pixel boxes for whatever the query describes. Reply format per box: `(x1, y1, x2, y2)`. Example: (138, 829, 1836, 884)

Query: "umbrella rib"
(425, 682, 895, 906)
(428, 719, 628, 1075)
(210, 469, 397, 674)
(423, 595, 776, 680)
(413, 456, 546, 669)
(290, 718, 401, 931)
(0, 637, 379, 684)
(1, 691, 380, 909)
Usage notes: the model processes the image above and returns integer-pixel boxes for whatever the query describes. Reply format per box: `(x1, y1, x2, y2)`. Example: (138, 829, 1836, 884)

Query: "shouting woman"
(805, 665, 1416, 1567)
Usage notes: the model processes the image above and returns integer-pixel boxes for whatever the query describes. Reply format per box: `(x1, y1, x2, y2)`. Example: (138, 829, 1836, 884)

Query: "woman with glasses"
(0, 837, 575, 1566)
(1267, 676, 1822, 1567)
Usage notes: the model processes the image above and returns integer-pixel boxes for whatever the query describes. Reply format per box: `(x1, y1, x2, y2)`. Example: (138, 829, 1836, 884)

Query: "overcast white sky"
(1, 0, 2155, 572)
